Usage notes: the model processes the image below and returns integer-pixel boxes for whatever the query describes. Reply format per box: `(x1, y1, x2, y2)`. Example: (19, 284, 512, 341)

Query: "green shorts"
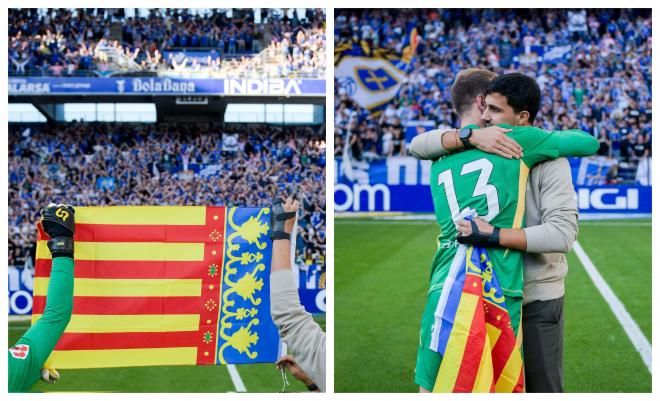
(414, 289, 522, 391)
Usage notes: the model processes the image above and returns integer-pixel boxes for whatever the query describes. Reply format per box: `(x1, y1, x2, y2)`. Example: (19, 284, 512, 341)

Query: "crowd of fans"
(334, 9, 651, 184)
(9, 8, 326, 78)
(8, 122, 326, 270)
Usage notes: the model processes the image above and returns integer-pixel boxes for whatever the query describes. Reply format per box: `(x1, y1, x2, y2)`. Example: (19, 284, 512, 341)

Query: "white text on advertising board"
(8, 267, 34, 315)
(315, 290, 326, 312)
(576, 188, 639, 210)
(9, 81, 51, 94)
(335, 184, 391, 212)
(126, 78, 196, 93)
(224, 79, 302, 96)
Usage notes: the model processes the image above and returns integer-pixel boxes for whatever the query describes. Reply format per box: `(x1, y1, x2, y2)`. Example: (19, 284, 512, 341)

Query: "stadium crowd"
(334, 9, 651, 184)
(8, 8, 326, 78)
(8, 122, 326, 270)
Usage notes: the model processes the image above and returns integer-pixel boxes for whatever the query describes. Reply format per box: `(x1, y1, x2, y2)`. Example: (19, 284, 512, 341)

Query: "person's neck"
(458, 108, 483, 128)
(458, 115, 480, 128)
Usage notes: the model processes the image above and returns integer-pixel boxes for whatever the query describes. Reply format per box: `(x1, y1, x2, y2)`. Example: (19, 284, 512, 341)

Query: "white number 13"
(437, 158, 500, 223)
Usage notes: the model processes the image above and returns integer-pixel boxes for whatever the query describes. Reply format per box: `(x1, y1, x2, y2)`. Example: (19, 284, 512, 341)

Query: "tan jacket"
(270, 270, 326, 391)
(409, 130, 578, 305)
(522, 158, 578, 305)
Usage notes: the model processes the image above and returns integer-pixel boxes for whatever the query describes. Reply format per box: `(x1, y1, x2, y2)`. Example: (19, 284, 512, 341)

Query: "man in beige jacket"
(409, 68, 577, 392)
(269, 197, 326, 392)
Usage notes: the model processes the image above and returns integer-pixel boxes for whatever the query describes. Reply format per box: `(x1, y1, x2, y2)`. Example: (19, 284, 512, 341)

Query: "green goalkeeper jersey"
(428, 124, 598, 297)
(9, 257, 74, 392)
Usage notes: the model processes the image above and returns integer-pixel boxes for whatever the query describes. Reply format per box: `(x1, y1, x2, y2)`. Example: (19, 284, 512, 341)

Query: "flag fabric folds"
(429, 245, 524, 393)
(334, 29, 418, 113)
(33, 206, 281, 369)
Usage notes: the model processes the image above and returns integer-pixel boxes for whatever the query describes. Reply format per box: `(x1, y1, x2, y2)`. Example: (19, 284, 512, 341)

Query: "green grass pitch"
(8, 315, 325, 392)
(335, 217, 651, 392)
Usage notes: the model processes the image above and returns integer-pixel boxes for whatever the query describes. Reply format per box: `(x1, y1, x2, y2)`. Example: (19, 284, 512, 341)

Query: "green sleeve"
(506, 125, 599, 167)
(10, 256, 74, 392)
(555, 129, 600, 157)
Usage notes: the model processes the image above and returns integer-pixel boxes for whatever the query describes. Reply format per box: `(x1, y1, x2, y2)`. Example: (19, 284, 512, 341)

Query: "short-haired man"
(410, 68, 523, 161)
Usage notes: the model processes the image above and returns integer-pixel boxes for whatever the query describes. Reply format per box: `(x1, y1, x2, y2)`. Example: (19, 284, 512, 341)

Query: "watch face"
(459, 128, 471, 139)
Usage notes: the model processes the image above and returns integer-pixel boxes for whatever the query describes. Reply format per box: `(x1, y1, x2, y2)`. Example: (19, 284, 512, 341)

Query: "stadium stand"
(334, 9, 651, 185)
(8, 8, 327, 278)
(9, 8, 326, 78)
(8, 122, 326, 276)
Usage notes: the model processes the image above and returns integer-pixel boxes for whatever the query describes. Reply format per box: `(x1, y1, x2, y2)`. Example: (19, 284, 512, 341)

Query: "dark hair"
(450, 68, 498, 116)
(484, 73, 541, 123)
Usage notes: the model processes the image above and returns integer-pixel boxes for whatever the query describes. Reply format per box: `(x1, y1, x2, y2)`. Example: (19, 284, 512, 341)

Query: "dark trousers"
(522, 297, 564, 393)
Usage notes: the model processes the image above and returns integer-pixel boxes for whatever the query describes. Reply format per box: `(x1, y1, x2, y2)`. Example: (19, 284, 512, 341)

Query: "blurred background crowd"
(8, 122, 326, 271)
(334, 9, 651, 185)
(9, 8, 326, 78)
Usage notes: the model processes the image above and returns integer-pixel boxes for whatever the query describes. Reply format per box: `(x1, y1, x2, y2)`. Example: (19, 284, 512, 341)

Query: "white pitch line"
(336, 220, 432, 225)
(579, 221, 651, 227)
(573, 241, 652, 373)
(9, 326, 30, 331)
(8, 315, 33, 322)
(226, 364, 247, 392)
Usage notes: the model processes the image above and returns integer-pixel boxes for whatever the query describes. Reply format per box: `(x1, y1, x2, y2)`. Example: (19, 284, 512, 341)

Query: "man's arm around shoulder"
(408, 129, 450, 159)
(409, 126, 521, 160)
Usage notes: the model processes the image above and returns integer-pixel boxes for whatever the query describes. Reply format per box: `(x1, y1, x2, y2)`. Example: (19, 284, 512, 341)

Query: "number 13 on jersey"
(437, 158, 500, 223)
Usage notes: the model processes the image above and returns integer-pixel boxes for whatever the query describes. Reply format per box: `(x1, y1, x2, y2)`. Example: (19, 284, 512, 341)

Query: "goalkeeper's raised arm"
(9, 203, 76, 393)
(269, 197, 326, 392)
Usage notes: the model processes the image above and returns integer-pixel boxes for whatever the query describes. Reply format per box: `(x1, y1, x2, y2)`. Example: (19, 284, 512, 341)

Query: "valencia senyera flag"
(429, 245, 524, 392)
(33, 206, 282, 369)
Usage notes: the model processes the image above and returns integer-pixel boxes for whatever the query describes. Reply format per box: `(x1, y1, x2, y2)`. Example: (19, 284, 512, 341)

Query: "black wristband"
(491, 226, 501, 247)
(271, 230, 291, 241)
(456, 220, 502, 248)
(306, 383, 319, 391)
(47, 237, 74, 259)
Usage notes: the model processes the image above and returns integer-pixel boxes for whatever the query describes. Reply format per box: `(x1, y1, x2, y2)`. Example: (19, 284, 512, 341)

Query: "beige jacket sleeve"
(523, 158, 579, 253)
(270, 269, 326, 392)
(408, 130, 450, 159)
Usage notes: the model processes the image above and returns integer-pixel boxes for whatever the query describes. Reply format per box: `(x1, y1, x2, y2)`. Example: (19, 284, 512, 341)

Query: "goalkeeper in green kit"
(8, 204, 76, 393)
(411, 71, 599, 392)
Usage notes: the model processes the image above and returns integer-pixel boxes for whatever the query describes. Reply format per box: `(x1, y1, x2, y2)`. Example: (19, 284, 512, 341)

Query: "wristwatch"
(458, 127, 474, 149)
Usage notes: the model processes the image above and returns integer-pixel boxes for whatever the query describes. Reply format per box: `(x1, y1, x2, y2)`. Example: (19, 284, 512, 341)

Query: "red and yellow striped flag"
(429, 245, 524, 392)
(33, 206, 281, 369)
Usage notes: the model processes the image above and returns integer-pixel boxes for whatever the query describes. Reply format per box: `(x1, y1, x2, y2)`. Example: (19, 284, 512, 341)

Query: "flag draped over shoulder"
(429, 245, 524, 393)
(33, 206, 281, 369)
(334, 29, 418, 113)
